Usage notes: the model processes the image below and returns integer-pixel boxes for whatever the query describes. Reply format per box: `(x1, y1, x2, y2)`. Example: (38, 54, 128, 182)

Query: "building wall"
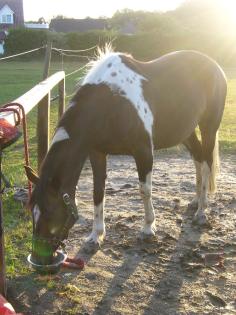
(0, 4, 14, 24)
(25, 23, 49, 30)
(0, 0, 24, 27)
(0, 42, 4, 54)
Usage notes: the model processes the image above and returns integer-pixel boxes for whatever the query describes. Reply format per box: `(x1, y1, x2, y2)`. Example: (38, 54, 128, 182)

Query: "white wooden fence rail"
(0, 71, 65, 126)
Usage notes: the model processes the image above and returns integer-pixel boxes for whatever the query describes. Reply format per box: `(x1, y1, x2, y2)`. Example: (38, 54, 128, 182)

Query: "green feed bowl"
(31, 237, 55, 265)
(27, 251, 67, 274)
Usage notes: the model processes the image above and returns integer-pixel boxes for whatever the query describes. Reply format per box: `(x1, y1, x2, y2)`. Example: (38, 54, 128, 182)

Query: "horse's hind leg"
(183, 132, 203, 209)
(134, 147, 156, 238)
(87, 151, 107, 245)
(193, 129, 218, 225)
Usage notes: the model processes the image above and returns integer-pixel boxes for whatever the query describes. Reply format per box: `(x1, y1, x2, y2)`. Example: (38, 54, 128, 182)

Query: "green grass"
(3, 190, 32, 277)
(220, 68, 236, 151)
(0, 60, 235, 279)
(0, 60, 86, 105)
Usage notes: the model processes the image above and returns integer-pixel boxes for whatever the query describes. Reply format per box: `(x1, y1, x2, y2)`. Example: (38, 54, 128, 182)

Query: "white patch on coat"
(51, 127, 70, 146)
(194, 161, 210, 223)
(139, 172, 156, 235)
(194, 160, 202, 200)
(83, 53, 154, 137)
(68, 100, 76, 107)
(33, 204, 41, 227)
(86, 201, 105, 244)
(189, 160, 202, 208)
(198, 161, 210, 209)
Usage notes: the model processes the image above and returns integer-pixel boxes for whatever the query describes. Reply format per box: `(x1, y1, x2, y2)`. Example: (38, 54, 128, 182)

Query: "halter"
(57, 192, 79, 242)
(32, 193, 79, 254)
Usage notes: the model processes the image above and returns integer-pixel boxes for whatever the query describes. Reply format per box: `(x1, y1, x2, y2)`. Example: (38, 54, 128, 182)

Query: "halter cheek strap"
(62, 193, 79, 222)
(56, 193, 79, 242)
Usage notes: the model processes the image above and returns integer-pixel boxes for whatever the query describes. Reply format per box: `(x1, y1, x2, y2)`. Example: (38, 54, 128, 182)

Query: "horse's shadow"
(91, 246, 144, 315)
(143, 214, 205, 314)
(89, 205, 205, 315)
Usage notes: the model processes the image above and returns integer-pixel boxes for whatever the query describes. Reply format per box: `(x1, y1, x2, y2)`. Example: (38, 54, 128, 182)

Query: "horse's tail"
(209, 131, 220, 193)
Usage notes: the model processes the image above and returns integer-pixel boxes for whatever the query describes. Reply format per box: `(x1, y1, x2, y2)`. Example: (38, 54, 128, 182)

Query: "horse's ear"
(24, 165, 39, 184)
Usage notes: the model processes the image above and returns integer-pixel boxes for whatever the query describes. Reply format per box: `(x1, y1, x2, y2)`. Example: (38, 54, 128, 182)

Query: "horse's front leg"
(86, 151, 107, 245)
(134, 147, 156, 238)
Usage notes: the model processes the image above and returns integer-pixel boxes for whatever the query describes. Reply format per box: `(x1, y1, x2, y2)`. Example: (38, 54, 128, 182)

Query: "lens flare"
(219, 0, 236, 29)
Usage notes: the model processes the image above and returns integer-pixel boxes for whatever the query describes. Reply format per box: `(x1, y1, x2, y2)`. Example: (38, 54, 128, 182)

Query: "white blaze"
(33, 204, 41, 227)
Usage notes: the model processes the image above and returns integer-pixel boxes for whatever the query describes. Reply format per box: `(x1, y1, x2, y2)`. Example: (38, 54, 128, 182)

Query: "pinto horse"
(25, 49, 227, 263)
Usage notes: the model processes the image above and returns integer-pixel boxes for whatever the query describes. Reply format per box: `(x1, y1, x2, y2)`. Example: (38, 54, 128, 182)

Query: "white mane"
(82, 44, 122, 85)
(89, 43, 116, 68)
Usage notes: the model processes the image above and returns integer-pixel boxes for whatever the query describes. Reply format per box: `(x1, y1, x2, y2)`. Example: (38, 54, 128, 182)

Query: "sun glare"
(23, 0, 236, 32)
(219, 0, 236, 28)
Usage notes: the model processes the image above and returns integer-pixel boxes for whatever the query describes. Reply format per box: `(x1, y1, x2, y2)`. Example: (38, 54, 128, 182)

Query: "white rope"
(65, 91, 76, 99)
(53, 45, 97, 53)
(0, 46, 45, 61)
(65, 63, 88, 78)
(57, 51, 90, 60)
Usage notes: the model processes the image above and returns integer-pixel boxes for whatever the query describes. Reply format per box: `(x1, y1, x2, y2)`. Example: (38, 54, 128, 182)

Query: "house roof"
(50, 18, 108, 33)
(0, 0, 24, 25)
(0, 4, 13, 13)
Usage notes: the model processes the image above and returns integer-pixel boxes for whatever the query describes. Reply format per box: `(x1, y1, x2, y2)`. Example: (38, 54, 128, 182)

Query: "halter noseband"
(32, 193, 79, 252)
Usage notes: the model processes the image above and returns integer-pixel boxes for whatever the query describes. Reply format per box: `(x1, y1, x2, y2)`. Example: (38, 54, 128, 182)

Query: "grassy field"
(0, 60, 235, 279)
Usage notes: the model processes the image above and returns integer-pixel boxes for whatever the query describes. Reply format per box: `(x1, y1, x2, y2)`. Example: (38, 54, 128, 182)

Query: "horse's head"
(25, 166, 79, 265)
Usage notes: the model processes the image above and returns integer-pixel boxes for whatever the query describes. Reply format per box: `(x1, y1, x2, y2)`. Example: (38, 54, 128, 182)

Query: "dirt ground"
(8, 150, 236, 315)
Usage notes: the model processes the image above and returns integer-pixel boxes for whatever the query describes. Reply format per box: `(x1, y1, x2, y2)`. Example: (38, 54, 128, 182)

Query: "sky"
(23, 0, 185, 21)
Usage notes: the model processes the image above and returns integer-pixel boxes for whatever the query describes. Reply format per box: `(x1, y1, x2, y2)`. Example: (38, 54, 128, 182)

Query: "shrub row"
(3, 28, 236, 67)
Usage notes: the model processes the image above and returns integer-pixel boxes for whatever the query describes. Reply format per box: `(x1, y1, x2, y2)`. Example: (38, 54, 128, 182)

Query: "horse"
(25, 48, 227, 264)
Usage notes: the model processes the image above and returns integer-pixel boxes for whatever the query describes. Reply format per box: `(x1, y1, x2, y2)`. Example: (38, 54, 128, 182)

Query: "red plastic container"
(0, 295, 23, 315)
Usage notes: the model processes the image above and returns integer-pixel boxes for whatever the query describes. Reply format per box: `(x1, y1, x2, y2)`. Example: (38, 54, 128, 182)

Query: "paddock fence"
(0, 69, 65, 296)
(0, 41, 98, 296)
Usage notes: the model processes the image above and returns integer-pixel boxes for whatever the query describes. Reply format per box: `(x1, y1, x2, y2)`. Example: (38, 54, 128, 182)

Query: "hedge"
(3, 27, 236, 66)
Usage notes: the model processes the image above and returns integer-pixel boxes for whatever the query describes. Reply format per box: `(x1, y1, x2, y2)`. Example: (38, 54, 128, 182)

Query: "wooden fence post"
(37, 93, 50, 170)
(37, 41, 52, 171)
(58, 78, 65, 119)
(43, 41, 52, 80)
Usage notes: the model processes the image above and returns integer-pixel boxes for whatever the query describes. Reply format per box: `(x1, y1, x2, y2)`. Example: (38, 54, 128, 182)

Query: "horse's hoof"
(192, 213, 208, 226)
(188, 198, 198, 210)
(84, 240, 100, 254)
(86, 231, 105, 244)
(138, 231, 156, 242)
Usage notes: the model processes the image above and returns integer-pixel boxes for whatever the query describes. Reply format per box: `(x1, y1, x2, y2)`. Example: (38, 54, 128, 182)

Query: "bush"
(4, 28, 48, 59)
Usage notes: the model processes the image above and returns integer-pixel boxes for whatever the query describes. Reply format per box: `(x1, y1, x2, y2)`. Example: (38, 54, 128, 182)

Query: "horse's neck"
(57, 143, 89, 196)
